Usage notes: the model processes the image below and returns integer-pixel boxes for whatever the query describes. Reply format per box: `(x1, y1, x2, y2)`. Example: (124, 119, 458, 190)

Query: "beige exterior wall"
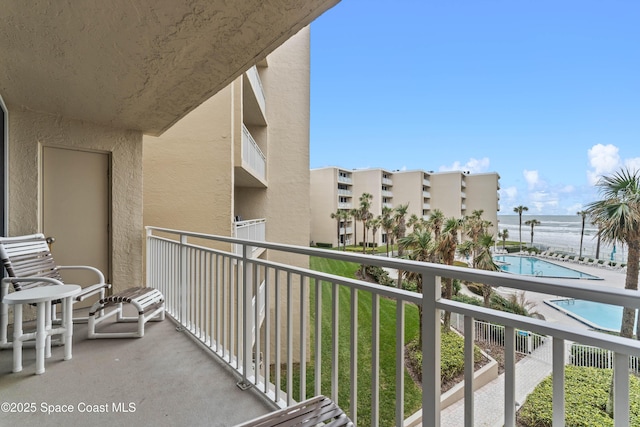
(7, 107, 143, 293)
(429, 171, 465, 220)
(310, 167, 340, 246)
(143, 27, 311, 361)
(464, 173, 500, 235)
(352, 168, 391, 247)
(392, 170, 425, 220)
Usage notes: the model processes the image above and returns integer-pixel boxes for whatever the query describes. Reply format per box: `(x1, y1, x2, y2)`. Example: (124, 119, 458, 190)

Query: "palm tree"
(498, 228, 509, 249)
(586, 168, 640, 339)
(359, 193, 373, 253)
(513, 205, 529, 252)
(370, 216, 381, 251)
(394, 204, 409, 286)
(350, 208, 361, 250)
(427, 209, 445, 241)
(437, 217, 463, 329)
(330, 210, 343, 249)
(474, 233, 500, 306)
(577, 210, 587, 258)
(380, 206, 394, 257)
(399, 229, 436, 346)
(524, 219, 541, 246)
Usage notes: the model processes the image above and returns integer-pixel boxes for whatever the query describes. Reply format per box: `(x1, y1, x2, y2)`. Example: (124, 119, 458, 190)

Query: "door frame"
(39, 144, 113, 283)
(0, 94, 7, 238)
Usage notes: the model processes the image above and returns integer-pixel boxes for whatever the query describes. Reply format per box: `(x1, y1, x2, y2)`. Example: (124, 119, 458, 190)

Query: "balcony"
(339, 226, 353, 235)
(243, 66, 266, 125)
(237, 124, 267, 186)
(423, 203, 431, 210)
(382, 177, 392, 185)
(3, 227, 639, 427)
(381, 190, 393, 198)
(423, 191, 431, 198)
(234, 218, 266, 257)
(337, 175, 352, 184)
(383, 202, 393, 209)
(337, 189, 352, 196)
(423, 178, 431, 187)
(338, 202, 352, 209)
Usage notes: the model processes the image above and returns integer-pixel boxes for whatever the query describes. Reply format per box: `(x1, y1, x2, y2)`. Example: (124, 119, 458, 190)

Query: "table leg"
(1, 282, 8, 346)
(35, 301, 47, 374)
(63, 296, 73, 361)
(45, 300, 52, 358)
(12, 303, 23, 373)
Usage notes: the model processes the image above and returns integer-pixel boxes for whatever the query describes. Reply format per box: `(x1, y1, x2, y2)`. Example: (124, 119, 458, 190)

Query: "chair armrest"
(57, 265, 106, 284)
(1, 276, 66, 289)
(75, 282, 111, 302)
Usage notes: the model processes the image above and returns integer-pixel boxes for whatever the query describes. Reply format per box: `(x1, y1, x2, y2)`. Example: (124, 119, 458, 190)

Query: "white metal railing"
(337, 189, 352, 196)
(423, 203, 431, 210)
(423, 178, 431, 187)
(338, 202, 352, 209)
(571, 343, 640, 374)
(339, 227, 353, 235)
(381, 190, 393, 197)
(241, 124, 266, 181)
(245, 65, 266, 114)
(234, 218, 266, 256)
(383, 202, 393, 209)
(338, 175, 352, 184)
(382, 177, 392, 185)
(145, 226, 640, 427)
(423, 191, 431, 198)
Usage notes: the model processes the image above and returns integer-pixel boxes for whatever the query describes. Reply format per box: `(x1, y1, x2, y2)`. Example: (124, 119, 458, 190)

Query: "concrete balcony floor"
(0, 312, 272, 426)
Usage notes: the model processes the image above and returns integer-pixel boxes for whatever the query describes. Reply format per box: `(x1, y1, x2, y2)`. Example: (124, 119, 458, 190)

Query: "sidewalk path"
(440, 339, 560, 427)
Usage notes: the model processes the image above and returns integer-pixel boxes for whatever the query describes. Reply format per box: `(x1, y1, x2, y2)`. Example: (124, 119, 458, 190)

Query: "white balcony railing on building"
(245, 66, 266, 114)
(338, 175, 352, 184)
(339, 227, 353, 235)
(423, 191, 431, 198)
(337, 189, 352, 196)
(423, 203, 431, 210)
(146, 227, 640, 427)
(382, 177, 393, 185)
(233, 218, 266, 256)
(338, 202, 352, 209)
(461, 180, 466, 188)
(381, 190, 393, 197)
(242, 124, 266, 181)
(383, 202, 393, 209)
(423, 178, 431, 187)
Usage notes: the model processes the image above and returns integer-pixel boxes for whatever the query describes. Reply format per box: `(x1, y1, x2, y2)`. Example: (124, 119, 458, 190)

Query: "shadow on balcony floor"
(0, 312, 272, 426)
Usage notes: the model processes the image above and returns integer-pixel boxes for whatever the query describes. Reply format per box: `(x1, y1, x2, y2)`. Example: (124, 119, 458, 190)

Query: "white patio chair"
(0, 233, 111, 347)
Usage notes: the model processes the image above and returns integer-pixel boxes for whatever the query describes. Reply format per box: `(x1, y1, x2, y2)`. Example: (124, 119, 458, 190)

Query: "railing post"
(422, 271, 441, 427)
(613, 352, 630, 427)
(180, 234, 188, 325)
(238, 241, 253, 390)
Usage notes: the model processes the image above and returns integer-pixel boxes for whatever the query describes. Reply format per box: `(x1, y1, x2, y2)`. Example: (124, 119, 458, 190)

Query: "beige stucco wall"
(7, 106, 143, 293)
(464, 173, 500, 234)
(429, 172, 464, 220)
(392, 170, 424, 220)
(143, 86, 234, 248)
(310, 167, 340, 246)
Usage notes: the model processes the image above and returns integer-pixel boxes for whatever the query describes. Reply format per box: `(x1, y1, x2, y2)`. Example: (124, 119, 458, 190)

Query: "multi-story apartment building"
(311, 167, 500, 247)
(310, 167, 355, 247)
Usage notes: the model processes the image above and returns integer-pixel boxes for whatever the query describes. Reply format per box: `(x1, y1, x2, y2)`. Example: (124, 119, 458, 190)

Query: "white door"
(42, 146, 111, 302)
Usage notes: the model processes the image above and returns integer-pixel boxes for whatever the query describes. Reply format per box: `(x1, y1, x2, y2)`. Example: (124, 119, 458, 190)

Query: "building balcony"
(338, 202, 352, 209)
(3, 227, 639, 427)
(234, 218, 266, 258)
(423, 178, 431, 187)
(236, 124, 267, 187)
(339, 226, 353, 235)
(381, 190, 393, 197)
(382, 177, 392, 185)
(383, 202, 393, 209)
(423, 191, 431, 198)
(337, 189, 352, 196)
(243, 66, 267, 125)
(423, 203, 431, 210)
(337, 175, 352, 184)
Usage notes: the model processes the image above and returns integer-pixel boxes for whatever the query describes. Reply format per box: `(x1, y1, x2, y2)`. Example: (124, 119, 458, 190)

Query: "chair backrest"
(0, 233, 64, 291)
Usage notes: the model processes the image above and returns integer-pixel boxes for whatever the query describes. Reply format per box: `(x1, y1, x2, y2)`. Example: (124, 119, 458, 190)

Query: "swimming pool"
(547, 298, 638, 334)
(493, 255, 601, 280)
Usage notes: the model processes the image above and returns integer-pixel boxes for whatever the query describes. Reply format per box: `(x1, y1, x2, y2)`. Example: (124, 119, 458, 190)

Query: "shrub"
(362, 265, 395, 287)
(518, 365, 640, 427)
(406, 329, 482, 383)
(314, 242, 333, 248)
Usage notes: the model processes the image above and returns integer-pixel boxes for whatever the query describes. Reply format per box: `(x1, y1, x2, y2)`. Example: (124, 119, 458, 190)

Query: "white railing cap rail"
(145, 226, 640, 310)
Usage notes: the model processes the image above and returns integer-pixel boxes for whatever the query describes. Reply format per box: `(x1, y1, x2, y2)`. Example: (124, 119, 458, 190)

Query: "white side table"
(2, 284, 80, 374)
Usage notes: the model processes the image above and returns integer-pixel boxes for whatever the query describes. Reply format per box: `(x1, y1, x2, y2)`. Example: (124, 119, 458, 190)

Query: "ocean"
(496, 215, 623, 262)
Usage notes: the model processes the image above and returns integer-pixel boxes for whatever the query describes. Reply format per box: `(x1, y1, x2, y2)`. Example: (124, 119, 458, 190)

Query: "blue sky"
(309, 1, 640, 215)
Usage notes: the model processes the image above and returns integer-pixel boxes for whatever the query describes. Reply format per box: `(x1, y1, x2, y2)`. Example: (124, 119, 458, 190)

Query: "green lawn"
(298, 256, 423, 426)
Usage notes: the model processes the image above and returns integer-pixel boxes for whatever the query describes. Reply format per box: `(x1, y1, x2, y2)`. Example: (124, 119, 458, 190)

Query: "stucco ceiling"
(0, 0, 338, 136)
